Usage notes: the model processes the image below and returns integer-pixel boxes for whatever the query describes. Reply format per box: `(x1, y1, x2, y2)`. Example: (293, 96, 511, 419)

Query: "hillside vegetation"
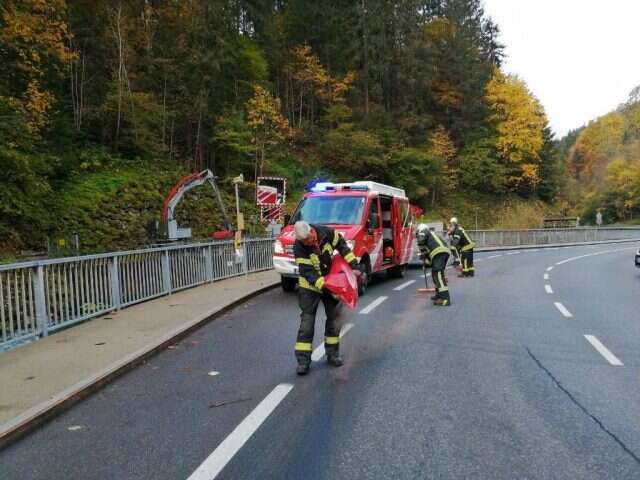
(1, 0, 563, 257)
(560, 88, 640, 223)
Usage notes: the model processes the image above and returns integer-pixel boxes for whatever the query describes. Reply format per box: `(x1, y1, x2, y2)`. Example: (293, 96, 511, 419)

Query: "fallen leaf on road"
(67, 425, 83, 431)
(208, 398, 251, 409)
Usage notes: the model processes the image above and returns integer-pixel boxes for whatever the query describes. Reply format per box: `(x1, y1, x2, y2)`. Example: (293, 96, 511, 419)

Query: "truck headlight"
(346, 240, 356, 251)
(274, 240, 284, 254)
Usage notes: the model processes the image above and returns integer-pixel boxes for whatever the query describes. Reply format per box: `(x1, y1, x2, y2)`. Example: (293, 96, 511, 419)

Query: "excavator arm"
(161, 170, 234, 241)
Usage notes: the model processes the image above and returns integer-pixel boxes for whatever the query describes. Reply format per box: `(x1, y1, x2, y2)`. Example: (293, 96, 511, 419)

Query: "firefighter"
(416, 224, 452, 306)
(293, 221, 359, 375)
(448, 217, 476, 277)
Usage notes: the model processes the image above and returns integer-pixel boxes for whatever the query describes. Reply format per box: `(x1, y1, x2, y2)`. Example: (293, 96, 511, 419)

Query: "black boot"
(433, 298, 451, 306)
(297, 363, 310, 375)
(327, 354, 344, 367)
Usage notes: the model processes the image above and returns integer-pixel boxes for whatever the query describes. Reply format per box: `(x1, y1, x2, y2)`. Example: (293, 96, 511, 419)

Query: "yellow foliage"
(486, 69, 547, 188)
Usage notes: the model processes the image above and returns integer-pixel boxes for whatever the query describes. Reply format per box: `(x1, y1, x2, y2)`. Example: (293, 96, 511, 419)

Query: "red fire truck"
(273, 181, 415, 294)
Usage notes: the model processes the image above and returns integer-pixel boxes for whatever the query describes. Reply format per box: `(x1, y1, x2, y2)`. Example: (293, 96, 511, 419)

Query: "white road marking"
(507, 251, 521, 255)
(554, 302, 573, 318)
(546, 266, 554, 272)
(554, 247, 636, 266)
(311, 323, 354, 362)
(543, 273, 549, 280)
(487, 255, 501, 259)
(529, 249, 540, 252)
(359, 296, 388, 314)
(393, 280, 416, 291)
(188, 383, 294, 480)
(584, 335, 623, 366)
(545, 284, 553, 294)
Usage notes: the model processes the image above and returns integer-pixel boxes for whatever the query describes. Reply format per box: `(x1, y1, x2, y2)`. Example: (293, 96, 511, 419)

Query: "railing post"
(32, 265, 49, 337)
(517, 231, 522, 246)
(500, 231, 504, 247)
(205, 246, 214, 282)
(110, 256, 121, 310)
(242, 240, 249, 276)
(162, 249, 172, 294)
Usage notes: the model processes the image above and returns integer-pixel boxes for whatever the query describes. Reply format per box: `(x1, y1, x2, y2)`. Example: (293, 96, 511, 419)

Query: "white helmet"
(449, 217, 458, 225)
(294, 221, 311, 241)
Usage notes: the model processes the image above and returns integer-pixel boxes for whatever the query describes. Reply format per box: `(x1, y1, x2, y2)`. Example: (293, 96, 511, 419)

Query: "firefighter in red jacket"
(293, 221, 359, 375)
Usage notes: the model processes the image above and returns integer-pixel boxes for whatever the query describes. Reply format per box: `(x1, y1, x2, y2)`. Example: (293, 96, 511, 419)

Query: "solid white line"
(393, 280, 416, 291)
(584, 335, 624, 366)
(188, 383, 294, 480)
(359, 296, 388, 314)
(545, 284, 553, 294)
(543, 273, 549, 280)
(311, 323, 354, 362)
(554, 302, 573, 318)
(546, 266, 554, 272)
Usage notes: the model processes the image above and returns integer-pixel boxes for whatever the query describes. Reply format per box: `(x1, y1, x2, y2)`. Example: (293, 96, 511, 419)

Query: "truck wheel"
(281, 276, 297, 292)
(358, 260, 370, 296)
(388, 264, 406, 279)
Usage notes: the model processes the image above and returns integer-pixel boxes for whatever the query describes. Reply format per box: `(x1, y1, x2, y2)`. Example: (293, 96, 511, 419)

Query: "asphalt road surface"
(2, 243, 640, 479)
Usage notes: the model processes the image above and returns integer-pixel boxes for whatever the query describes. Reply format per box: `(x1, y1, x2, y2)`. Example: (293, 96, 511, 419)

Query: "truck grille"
(285, 245, 294, 256)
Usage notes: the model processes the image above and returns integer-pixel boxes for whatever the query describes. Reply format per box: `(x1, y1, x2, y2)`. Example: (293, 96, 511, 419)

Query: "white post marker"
(546, 266, 554, 272)
(554, 302, 573, 318)
(359, 296, 388, 315)
(311, 323, 354, 362)
(545, 285, 553, 294)
(188, 383, 294, 480)
(543, 273, 549, 280)
(584, 335, 623, 366)
(393, 280, 416, 291)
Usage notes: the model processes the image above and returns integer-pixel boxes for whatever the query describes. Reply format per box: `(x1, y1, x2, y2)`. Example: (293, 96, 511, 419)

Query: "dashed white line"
(487, 255, 501, 259)
(529, 249, 540, 252)
(554, 302, 573, 318)
(546, 266, 554, 272)
(543, 273, 549, 280)
(359, 296, 388, 314)
(393, 280, 416, 291)
(187, 383, 294, 480)
(584, 335, 624, 366)
(311, 323, 354, 362)
(507, 251, 521, 255)
(544, 284, 553, 294)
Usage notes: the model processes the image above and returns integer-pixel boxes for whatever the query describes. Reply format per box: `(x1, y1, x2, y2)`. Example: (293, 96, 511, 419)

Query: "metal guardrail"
(468, 227, 640, 248)
(0, 238, 275, 352)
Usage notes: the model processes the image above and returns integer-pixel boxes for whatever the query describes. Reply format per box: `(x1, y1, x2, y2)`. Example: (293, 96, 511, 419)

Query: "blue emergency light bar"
(310, 182, 370, 193)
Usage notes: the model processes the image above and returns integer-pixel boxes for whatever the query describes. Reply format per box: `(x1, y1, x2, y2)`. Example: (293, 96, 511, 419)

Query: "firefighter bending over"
(293, 221, 359, 376)
(417, 224, 452, 307)
(448, 217, 476, 277)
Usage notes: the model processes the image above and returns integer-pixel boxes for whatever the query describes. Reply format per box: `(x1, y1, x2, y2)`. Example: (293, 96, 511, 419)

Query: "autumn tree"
(485, 69, 547, 194)
(246, 85, 292, 180)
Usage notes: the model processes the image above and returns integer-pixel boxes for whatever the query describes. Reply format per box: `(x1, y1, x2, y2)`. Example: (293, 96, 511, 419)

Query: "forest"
(1, 0, 571, 256)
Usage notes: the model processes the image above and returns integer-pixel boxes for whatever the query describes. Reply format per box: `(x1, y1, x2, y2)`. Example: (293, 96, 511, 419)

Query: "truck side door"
(365, 196, 383, 271)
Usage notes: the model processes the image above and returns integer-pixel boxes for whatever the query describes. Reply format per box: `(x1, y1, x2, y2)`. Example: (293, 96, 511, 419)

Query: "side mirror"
(366, 219, 374, 235)
(284, 214, 291, 225)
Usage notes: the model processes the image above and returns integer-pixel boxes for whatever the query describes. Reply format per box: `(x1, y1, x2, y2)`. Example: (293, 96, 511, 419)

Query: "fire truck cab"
(273, 181, 415, 294)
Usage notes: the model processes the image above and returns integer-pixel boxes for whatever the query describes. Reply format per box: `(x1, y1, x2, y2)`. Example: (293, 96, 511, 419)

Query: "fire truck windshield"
(292, 196, 365, 225)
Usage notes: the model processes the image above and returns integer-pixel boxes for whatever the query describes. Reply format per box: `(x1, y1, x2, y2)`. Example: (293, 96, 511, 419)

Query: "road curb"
(0, 279, 280, 450)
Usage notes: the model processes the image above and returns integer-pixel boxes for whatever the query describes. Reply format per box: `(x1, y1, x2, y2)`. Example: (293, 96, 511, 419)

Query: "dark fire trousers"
(295, 289, 340, 366)
(461, 249, 474, 276)
(431, 252, 451, 302)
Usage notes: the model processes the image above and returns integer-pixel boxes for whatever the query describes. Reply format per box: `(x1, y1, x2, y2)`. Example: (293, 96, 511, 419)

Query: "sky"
(482, 0, 640, 138)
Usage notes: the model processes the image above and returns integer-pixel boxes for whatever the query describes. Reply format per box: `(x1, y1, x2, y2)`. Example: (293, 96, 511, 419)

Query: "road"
(2, 243, 640, 479)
